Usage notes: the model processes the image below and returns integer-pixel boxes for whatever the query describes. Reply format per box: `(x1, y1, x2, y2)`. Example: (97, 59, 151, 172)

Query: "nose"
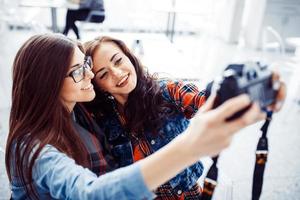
(110, 67, 123, 78)
(85, 68, 94, 79)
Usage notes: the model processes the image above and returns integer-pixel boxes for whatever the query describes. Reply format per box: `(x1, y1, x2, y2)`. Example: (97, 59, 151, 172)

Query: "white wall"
(242, 0, 267, 49)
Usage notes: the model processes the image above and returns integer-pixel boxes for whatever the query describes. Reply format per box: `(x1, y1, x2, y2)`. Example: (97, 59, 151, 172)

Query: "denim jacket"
(99, 80, 206, 192)
(10, 144, 154, 200)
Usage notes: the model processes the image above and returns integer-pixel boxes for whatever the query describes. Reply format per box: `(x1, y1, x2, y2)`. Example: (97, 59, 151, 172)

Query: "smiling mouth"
(117, 74, 129, 87)
(81, 84, 93, 91)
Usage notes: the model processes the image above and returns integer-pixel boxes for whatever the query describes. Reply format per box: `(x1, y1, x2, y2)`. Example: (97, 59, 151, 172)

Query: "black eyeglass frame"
(66, 56, 93, 83)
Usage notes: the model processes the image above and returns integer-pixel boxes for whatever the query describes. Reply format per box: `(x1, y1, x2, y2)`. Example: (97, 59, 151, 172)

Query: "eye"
(115, 57, 122, 65)
(99, 72, 108, 79)
(72, 67, 83, 76)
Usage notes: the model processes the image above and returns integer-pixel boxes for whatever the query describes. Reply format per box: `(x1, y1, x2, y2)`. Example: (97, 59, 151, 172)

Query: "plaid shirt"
(73, 104, 117, 176)
(131, 80, 206, 199)
(9, 104, 154, 200)
(163, 80, 206, 119)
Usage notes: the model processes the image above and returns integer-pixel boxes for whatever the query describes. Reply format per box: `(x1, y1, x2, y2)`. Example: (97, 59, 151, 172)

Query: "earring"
(104, 92, 114, 100)
(107, 95, 114, 100)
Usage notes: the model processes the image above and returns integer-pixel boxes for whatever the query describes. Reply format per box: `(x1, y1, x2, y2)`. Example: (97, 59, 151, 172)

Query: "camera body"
(209, 62, 277, 120)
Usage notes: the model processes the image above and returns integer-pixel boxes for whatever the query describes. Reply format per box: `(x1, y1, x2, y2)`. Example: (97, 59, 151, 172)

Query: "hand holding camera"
(207, 62, 286, 120)
(198, 62, 286, 200)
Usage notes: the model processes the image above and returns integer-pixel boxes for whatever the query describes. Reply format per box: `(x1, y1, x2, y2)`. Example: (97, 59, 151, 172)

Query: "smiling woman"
(92, 41, 138, 105)
(5, 33, 274, 200)
(83, 36, 209, 198)
(61, 52, 95, 111)
(83, 35, 286, 199)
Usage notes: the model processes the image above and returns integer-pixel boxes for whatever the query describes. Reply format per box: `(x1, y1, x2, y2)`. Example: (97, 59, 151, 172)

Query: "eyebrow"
(110, 53, 119, 62)
(70, 63, 81, 69)
(95, 67, 105, 76)
(94, 53, 119, 75)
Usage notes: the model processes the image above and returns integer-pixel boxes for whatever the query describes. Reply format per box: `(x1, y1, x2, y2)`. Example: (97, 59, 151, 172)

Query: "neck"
(113, 94, 128, 107)
(64, 102, 76, 113)
(115, 101, 127, 126)
(116, 101, 125, 113)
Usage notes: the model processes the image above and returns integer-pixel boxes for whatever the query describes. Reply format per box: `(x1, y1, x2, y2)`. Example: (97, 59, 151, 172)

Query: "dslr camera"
(208, 62, 278, 120)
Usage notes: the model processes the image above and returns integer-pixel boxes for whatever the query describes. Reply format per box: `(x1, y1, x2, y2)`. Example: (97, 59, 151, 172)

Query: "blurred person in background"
(63, 0, 105, 39)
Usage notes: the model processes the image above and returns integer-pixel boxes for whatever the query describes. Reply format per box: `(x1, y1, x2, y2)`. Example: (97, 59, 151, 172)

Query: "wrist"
(177, 130, 204, 164)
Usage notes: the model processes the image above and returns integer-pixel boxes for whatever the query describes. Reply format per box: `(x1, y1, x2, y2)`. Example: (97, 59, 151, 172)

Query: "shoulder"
(159, 79, 200, 101)
(35, 145, 72, 170)
(34, 144, 81, 177)
(159, 79, 199, 94)
(158, 78, 183, 89)
(159, 79, 182, 99)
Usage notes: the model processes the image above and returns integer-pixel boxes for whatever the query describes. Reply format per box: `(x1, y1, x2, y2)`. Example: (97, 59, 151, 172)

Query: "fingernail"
(273, 81, 280, 90)
(252, 101, 260, 108)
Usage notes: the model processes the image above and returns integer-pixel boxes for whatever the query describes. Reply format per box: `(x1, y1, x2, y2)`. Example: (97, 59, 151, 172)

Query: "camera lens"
(247, 69, 257, 80)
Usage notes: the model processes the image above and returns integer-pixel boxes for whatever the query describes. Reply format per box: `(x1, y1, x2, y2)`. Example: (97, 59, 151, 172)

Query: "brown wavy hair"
(83, 36, 178, 134)
(5, 34, 90, 199)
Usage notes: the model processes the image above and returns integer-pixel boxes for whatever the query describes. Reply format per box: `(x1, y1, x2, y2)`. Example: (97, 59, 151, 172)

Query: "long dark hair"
(84, 36, 178, 134)
(5, 34, 90, 199)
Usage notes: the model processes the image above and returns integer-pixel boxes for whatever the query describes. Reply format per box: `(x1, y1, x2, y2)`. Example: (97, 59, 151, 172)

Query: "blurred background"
(1, 0, 300, 199)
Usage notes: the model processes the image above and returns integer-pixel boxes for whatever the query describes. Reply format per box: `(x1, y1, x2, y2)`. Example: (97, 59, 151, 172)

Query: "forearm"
(34, 145, 154, 199)
(140, 131, 201, 191)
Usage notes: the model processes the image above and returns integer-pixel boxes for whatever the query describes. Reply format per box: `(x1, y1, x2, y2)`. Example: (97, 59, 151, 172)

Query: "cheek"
(95, 79, 113, 92)
(60, 85, 78, 102)
(131, 68, 138, 84)
(130, 65, 137, 78)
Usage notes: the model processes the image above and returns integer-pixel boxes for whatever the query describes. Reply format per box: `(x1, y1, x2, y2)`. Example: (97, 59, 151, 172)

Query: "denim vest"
(98, 82, 204, 191)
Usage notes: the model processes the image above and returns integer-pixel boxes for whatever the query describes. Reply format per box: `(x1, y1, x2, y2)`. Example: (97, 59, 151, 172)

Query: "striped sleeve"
(163, 80, 207, 119)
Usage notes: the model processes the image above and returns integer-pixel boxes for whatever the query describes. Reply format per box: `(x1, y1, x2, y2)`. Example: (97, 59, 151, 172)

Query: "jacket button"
(177, 190, 182, 195)
(150, 140, 155, 145)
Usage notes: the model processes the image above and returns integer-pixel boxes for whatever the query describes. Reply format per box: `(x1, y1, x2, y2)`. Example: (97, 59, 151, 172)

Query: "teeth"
(82, 84, 92, 90)
(117, 75, 128, 86)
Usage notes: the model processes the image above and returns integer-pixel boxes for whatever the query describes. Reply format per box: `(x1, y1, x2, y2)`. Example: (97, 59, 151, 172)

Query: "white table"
(155, 7, 206, 43)
(19, 0, 79, 32)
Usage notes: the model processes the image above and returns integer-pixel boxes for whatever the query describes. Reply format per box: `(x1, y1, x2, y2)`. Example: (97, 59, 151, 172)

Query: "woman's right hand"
(185, 94, 266, 158)
(141, 94, 267, 191)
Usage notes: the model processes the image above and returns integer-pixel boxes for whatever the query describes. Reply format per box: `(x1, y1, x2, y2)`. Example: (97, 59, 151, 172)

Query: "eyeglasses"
(66, 56, 93, 83)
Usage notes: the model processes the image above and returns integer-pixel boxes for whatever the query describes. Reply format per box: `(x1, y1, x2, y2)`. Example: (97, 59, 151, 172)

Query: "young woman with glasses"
(6, 33, 272, 200)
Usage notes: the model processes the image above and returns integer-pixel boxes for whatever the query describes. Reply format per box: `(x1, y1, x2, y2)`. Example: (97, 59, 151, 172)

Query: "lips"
(81, 84, 93, 91)
(117, 74, 129, 87)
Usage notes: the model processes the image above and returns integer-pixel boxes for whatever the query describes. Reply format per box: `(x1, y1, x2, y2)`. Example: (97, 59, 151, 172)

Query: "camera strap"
(252, 111, 272, 200)
(201, 111, 273, 200)
(201, 156, 219, 200)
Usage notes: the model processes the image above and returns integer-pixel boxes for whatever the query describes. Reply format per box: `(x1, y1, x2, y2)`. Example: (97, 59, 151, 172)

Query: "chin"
(126, 85, 136, 93)
(90, 92, 96, 100)
(129, 80, 137, 91)
(84, 92, 96, 102)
